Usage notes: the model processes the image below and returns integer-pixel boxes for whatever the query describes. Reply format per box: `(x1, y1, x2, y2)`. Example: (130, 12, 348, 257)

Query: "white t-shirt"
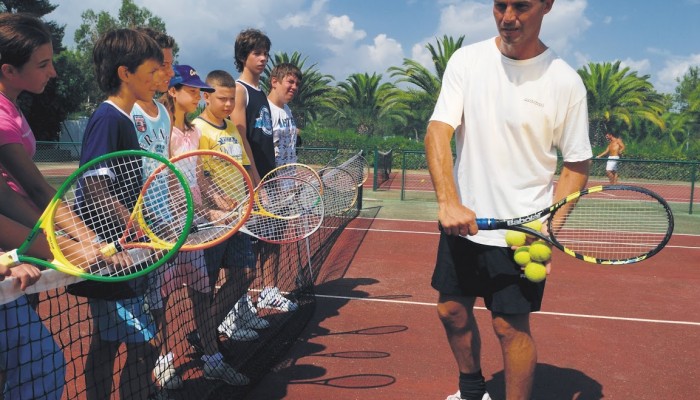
(430, 37, 592, 246)
(269, 102, 298, 166)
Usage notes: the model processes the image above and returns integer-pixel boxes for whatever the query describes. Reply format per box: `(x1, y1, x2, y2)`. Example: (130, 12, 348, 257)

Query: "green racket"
(0, 150, 194, 282)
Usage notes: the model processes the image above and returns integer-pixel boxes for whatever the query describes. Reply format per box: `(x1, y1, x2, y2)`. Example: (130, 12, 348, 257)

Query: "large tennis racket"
(318, 166, 358, 215)
(474, 185, 674, 265)
(165, 150, 254, 250)
(164, 150, 324, 245)
(243, 175, 324, 243)
(0, 150, 194, 281)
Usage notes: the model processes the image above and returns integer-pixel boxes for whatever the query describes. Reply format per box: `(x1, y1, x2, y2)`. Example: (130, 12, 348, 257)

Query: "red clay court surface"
(245, 214, 700, 399)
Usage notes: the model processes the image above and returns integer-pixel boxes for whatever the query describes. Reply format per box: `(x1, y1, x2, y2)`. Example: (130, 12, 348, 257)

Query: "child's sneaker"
(235, 294, 270, 329)
(153, 353, 183, 390)
(202, 357, 249, 386)
(257, 286, 298, 312)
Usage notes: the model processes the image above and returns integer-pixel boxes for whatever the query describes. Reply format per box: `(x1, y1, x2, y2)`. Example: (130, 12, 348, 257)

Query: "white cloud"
(656, 53, 700, 93)
(364, 34, 404, 67)
(603, 16, 613, 24)
(619, 57, 651, 75)
(540, 0, 591, 56)
(279, 0, 327, 29)
(327, 15, 366, 41)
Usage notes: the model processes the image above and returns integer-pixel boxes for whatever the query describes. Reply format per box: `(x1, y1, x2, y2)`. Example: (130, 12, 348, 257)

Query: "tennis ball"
(529, 240, 552, 263)
(505, 231, 527, 247)
(513, 246, 531, 267)
(524, 262, 547, 283)
(523, 220, 543, 238)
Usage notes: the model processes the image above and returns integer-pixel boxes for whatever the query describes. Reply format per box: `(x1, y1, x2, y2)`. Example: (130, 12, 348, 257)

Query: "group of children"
(0, 12, 303, 399)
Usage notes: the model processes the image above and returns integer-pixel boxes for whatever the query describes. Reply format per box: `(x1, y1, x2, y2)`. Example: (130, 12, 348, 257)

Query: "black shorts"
(431, 232, 545, 314)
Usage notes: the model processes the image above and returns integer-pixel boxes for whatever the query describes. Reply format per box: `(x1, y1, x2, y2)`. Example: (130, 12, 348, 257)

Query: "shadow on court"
(487, 363, 604, 400)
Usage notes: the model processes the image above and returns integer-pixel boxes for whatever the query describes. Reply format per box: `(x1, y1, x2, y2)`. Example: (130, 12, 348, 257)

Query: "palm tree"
(578, 61, 666, 145)
(261, 51, 335, 128)
(328, 73, 408, 136)
(388, 35, 465, 139)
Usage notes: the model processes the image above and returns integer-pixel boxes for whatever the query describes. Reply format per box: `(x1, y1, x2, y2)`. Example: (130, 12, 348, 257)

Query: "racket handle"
(476, 218, 497, 229)
(100, 243, 118, 258)
(0, 250, 20, 268)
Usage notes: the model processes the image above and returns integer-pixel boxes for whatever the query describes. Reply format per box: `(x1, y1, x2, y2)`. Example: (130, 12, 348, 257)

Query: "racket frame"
(0, 150, 195, 282)
(475, 185, 674, 265)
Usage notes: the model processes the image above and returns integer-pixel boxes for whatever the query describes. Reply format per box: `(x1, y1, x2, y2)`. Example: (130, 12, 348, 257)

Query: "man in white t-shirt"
(425, 1, 592, 400)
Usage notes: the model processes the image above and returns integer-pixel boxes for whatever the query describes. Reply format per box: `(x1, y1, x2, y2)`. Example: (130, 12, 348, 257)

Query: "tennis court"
(245, 195, 700, 399)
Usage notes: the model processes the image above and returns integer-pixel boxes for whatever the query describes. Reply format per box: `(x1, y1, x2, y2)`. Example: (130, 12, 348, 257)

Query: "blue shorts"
(0, 295, 65, 400)
(204, 234, 256, 273)
(88, 297, 156, 343)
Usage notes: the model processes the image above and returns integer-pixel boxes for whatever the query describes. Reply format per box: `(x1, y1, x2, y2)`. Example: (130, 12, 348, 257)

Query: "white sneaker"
(445, 392, 491, 400)
(153, 354, 183, 390)
(235, 294, 270, 329)
(257, 287, 298, 312)
(218, 308, 259, 341)
(203, 359, 250, 386)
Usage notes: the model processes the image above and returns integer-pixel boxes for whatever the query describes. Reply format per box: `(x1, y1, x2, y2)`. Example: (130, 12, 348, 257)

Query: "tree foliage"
(261, 52, 335, 128)
(72, 0, 173, 112)
(578, 61, 666, 145)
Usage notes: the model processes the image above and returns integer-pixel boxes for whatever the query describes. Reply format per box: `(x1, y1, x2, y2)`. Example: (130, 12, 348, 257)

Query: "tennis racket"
(0, 150, 195, 282)
(474, 185, 674, 265)
(318, 167, 358, 215)
(325, 151, 368, 187)
(243, 175, 324, 243)
(164, 150, 254, 250)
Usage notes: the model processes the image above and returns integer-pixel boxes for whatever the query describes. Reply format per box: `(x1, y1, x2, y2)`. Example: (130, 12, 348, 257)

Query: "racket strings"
(56, 156, 186, 277)
(171, 151, 252, 248)
(247, 176, 323, 243)
(319, 167, 357, 215)
(550, 190, 672, 260)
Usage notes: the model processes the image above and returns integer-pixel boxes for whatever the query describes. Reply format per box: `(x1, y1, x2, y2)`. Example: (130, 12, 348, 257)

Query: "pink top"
(170, 125, 202, 204)
(0, 93, 36, 197)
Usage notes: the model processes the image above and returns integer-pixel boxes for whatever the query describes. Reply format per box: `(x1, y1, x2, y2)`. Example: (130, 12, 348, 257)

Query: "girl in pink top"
(157, 64, 249, 385)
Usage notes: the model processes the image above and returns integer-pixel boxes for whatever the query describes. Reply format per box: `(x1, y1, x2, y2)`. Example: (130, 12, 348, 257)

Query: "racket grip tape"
(100, 243, 119, 258)
(0, 250, 20, 268)
(476, 218, 496, 229)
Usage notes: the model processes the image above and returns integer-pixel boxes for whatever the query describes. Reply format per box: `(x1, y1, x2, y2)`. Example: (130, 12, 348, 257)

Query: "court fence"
(370, 149, 699, 215)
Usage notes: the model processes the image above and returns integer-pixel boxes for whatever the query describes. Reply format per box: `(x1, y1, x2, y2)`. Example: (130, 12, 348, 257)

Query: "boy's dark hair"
(234, 29, 271, 73)
(0, 13, 52, 74)
(270, 63, 302, 83)
(205, 70, 236, 88)
(136, 27, 175, 50)
(93, 28, 163, 95)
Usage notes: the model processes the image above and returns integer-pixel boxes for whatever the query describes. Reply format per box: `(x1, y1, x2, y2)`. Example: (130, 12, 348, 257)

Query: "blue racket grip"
(476, 218, 496, 229)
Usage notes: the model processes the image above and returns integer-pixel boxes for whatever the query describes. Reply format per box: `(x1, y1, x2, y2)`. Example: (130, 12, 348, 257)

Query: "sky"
(47, 0, 700, 94)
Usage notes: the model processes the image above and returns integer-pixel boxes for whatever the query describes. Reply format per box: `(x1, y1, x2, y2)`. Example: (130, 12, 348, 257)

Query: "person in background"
(596, 131, 625, 184)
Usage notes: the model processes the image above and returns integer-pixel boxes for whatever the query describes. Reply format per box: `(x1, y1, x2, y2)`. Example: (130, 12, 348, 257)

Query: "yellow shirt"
(193, 117, 251, 197)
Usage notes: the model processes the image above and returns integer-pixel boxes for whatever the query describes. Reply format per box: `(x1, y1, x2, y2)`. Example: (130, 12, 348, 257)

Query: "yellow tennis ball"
(524, 262, 547, 283)
(505, 231, 527, 247)
(513, 246, 531, 267)
(529, 240, 552, 262)
(523, 220, 543, 238)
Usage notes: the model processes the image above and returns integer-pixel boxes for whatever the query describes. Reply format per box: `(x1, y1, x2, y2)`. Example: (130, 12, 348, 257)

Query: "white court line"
(315, 293, 700, 327)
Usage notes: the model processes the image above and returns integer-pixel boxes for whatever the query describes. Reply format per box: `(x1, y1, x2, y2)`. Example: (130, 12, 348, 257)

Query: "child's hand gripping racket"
(0, 150, 195, 282)
(475, 185, 674, 265)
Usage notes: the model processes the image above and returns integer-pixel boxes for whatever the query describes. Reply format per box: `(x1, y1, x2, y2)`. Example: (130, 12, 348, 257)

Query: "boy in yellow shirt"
(192, 70, 270, 342)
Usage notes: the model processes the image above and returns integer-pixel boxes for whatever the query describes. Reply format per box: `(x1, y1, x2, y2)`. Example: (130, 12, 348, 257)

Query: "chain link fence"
(368, 150, 700, 216)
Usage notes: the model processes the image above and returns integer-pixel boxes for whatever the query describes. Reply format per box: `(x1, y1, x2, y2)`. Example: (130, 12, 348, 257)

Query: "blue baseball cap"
(169, 64, 214, 92)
